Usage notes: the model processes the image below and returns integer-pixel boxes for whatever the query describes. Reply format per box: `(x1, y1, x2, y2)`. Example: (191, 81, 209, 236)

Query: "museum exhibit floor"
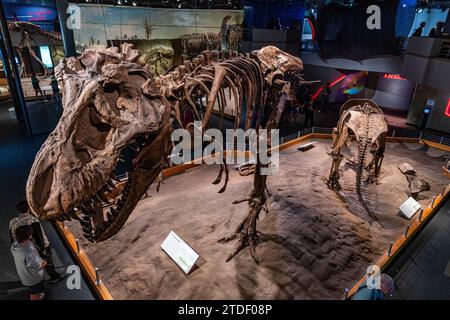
(68, 139, 449, 299)
(0, 102, 94, 300)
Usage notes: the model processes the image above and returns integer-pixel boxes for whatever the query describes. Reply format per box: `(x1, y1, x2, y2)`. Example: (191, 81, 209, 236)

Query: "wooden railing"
(54, 131, 450, 300)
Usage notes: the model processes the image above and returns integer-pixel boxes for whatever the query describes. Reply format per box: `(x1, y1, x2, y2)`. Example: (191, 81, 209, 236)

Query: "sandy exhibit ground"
(69, 139, 449, 299)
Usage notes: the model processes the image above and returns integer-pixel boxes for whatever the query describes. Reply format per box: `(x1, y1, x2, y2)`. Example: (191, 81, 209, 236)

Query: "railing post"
(419, 131, 423, 140)
(392, 130, 396, 137)
(75, 238, 81, 253)
(312, 127, 315, 134)
(440, 137, 444, 144)
(418, 209, 423, 222)
(297, 131, 301, 139)
(343, 288, 349, 300)
(404, 224, 410, 237)
(430, 196, 436, 208)
(387, 241, 394, 257)
(95, 267, 102, 286)
(280, 137, 284, 144)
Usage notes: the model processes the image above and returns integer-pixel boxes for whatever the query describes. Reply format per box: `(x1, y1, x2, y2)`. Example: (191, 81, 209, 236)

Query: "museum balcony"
(401, 36, 450, 93)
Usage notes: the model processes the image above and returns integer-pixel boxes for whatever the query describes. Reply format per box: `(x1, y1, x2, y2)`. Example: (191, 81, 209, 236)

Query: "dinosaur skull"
(26, 44, 173, 241)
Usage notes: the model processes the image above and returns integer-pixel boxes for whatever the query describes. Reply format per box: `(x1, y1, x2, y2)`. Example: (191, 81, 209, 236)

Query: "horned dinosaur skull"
(26, 43, 173, 241)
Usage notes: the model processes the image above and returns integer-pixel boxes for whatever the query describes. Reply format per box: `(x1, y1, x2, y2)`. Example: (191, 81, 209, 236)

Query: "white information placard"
(161, 231, 199, 274)
(399, 197, 422, 219)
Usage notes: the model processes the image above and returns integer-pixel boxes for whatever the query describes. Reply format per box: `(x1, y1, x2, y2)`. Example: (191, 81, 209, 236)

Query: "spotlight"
(132, 1, 137, 6)
(402, 4, 406, 8)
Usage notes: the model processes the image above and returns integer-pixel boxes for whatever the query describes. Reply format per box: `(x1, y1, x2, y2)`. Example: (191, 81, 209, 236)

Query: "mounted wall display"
(73, 4, 243, 72)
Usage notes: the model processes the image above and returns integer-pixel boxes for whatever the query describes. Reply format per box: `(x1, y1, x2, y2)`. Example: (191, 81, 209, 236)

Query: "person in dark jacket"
(429, 21, 445, 38)
(30, 73, 44, 99)
(412, 22, 426, 37)
(303, 94, 315, 128)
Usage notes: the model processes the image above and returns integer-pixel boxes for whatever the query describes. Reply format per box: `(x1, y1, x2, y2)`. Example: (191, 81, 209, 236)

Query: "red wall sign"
(445, 99, 450, 117)
(383, 74, 406, 80)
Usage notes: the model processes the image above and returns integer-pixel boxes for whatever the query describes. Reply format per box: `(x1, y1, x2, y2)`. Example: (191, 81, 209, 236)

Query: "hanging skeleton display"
(327, 99, 388, 220)
(8, 21, 62, 77)
(26, 43, 305, 262)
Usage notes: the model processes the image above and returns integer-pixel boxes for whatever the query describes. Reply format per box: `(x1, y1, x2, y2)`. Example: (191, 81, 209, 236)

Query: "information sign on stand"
(399, 197, 422, 219)
(161, 231, 199, 274)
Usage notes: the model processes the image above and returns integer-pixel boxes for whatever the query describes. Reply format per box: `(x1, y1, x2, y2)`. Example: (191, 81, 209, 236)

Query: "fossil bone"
(27, 43, 305, 262)
(326, 99, 388, 221)
(180, 15, 232, 59)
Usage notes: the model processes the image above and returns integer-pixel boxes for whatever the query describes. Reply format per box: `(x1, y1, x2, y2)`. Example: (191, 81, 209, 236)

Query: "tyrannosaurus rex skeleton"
(327, 99, 388, 220)
(26, 43, 305, 262)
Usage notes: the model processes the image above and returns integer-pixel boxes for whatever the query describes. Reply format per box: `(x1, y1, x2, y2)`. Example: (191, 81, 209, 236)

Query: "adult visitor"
(352, 273, 395, 300)
(303, 94, 315, 128)
(11, 225, 47, 300)
(319, 82, 331, 113)
(412, 22, 426, 37)
(31, 73, 44, 100)
(10, 200, 65, 284)
(428, 21, 445, 38)
(50, 74, 60, 101)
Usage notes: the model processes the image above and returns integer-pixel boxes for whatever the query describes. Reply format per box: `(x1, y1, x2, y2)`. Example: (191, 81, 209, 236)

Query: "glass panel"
(2, 1, 64, 134)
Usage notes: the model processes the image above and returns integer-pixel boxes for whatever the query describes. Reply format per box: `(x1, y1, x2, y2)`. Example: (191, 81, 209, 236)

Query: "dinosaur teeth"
(107, 180, 117, 189)
(128, 145, 139, 152)
(69, 210, 81, 220)
(110, 207, 119, 216)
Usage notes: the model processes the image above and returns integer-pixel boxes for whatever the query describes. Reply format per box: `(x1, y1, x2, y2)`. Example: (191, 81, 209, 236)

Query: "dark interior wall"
(407, 84, 450, 134)
(244, 0, 305, 28)
(371, 75, 415, 111)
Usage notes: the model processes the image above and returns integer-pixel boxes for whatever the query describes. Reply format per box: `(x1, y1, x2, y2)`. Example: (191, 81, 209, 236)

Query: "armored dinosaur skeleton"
(26, 43, 305, 262)
(327, 99, 388, 220)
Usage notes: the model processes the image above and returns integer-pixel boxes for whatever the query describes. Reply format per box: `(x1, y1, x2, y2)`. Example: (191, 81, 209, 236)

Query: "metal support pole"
(55, 0, 77, 57)
(0, 1, 31, 136)
(392, 130, 396, 137)
(0, 36, 22, 121)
